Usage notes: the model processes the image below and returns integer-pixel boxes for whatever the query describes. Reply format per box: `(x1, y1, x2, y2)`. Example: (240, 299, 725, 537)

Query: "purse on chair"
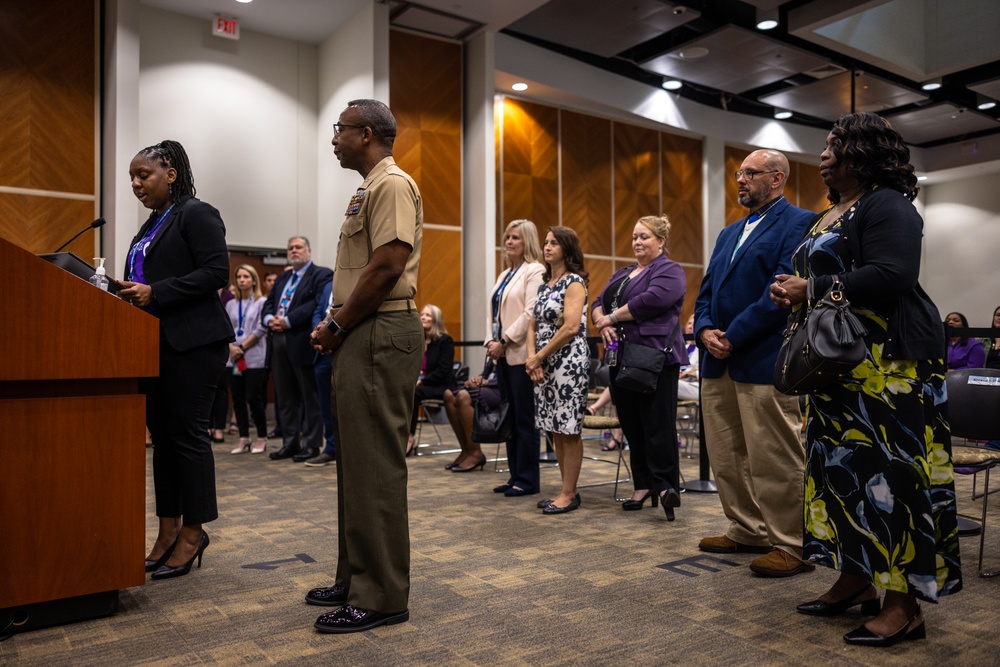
(472, 398, 511, 443)
(774, 276, 868, 395)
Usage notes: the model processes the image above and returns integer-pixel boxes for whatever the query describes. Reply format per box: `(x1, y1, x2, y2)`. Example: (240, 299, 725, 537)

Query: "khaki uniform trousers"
(701, 368, 805, 557)
(331, 309, 422, 612)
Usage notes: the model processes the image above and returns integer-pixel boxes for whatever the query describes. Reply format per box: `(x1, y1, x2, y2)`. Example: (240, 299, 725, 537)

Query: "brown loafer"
(698, 535, 771, 554)
(749, 548, 815, 577)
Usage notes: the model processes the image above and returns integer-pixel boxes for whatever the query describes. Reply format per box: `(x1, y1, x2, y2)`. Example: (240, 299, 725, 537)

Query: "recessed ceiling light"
(511, 82, 528, 91)
(661, 79, 683, 91)
(678, 47, 709, 60)
(921, 78, 942, 91)
(756, 7, 778, 30)
(976, 94, 997, 110)
(236, 0, 252, 3)
(773, 109, 792, 120)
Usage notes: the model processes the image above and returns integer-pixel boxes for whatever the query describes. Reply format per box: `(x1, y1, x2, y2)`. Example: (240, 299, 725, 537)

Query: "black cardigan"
(422, 334, 456, 388)
(810, 187, 944, 361)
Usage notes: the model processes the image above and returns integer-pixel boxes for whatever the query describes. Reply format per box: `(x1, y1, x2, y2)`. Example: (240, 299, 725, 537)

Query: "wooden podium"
(0, 236, 158, 633)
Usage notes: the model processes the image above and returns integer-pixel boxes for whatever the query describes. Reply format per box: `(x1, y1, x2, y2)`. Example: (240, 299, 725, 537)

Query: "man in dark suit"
(694, 149, 815, 578)
(262, 236, 332, 462)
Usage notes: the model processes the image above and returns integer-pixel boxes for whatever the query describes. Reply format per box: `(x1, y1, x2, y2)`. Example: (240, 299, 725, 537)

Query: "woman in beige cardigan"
(486, 220, 546, 496)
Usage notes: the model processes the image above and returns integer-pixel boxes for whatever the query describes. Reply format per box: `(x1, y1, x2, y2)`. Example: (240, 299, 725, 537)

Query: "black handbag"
(774, 276, 868, 395)
(472, 398, 511, 443)
(614, 341, 666, 394)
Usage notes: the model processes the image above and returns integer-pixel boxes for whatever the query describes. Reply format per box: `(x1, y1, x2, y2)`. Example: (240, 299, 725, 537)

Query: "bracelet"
(609, 311, 618, 325)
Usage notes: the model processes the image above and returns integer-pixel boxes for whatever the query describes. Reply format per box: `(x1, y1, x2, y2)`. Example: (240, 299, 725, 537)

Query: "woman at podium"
(119, 140, 233, 580)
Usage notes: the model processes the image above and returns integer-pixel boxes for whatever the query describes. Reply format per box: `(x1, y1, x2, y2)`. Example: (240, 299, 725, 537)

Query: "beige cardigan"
(485, 262, 545, 366)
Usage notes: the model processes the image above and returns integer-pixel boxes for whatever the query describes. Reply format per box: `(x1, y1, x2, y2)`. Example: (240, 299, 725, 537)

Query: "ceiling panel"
(640, 26, 830, 95)
(886, 103, 1000, 145)
(506, 0, 700, 58)
(760, 71, 928, 121)
(969, 77, 1000, 102)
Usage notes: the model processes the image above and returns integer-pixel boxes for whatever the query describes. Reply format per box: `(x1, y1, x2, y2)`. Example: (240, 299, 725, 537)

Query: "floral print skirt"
(803, 307, 962, 602)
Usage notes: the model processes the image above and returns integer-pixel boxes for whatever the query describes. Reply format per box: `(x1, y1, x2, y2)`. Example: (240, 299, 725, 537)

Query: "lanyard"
(127, 203, 175, 280)
(237, 298, 249, 336)
(492, 264, 520, 319)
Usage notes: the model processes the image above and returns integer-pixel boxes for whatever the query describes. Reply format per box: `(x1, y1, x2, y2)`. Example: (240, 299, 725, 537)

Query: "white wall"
(137, 7, 318, 253)
(923, 172, 1000, 325)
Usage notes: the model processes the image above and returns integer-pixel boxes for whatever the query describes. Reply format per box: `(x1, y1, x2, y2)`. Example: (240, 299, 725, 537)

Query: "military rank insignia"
(345, 189, 365, 215)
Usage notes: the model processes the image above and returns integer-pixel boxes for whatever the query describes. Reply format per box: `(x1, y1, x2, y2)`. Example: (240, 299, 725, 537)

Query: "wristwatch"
(327, 318, 350, 338)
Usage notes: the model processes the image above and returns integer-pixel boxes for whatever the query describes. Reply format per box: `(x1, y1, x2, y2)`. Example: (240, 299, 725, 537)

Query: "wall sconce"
(661, 78, 683, 91)
(756, 8, 778, 30)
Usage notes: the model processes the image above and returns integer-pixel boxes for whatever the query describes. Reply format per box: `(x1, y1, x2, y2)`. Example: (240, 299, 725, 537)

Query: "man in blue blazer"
(694, 149, 814, 577)
(262, 236, 333, 461)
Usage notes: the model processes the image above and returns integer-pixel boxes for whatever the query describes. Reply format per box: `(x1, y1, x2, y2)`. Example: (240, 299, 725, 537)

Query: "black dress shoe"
(151, 532, 209, 580)
(269, 446, 299, 460)
(621, 491, 658, 511)
(293, 447, 319, 463)
(536, 498, 553, 509)
(843, 608, 925, 647)
(659, 488, 681, 521)
(305, 584, 349, 607)
(314, 605, 409, 634)
(493, 483, 512, 493)
(503, 486, 538, 497)
(797, 586, 881, 617)
(542, 493, 581, 514)
(144, 539, 177, 572)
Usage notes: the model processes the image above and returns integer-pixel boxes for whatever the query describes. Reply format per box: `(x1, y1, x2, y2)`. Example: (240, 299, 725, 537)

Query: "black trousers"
(610, 362, 681, 495)
(230, 367, 268, 438)
(142, 339, 227, 525)
(497, 359, 541, 492)
(270, 334, 323, 451)
(209, 370, 231, 430)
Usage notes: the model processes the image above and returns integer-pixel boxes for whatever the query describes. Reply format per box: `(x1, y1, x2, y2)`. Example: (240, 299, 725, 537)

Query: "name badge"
(345, 189, 365, 216)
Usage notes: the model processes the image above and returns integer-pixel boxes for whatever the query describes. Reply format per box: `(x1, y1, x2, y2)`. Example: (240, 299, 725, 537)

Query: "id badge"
(492, 322, 500, 340)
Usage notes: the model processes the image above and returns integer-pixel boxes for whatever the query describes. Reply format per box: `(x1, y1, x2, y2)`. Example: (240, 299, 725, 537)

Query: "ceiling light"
(756, 7, 778, 31)
(511, 82, 528, 92)
(976, 94, 997, 110)
(677, 47, 709, 60)
(235, 0, 252, 3)
(773, 109, 792, 120)
(921, 78, 942, 91)
(661, 78, 683, 91)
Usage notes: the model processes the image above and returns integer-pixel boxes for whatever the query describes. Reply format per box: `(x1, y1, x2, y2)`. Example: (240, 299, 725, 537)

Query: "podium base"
(1, 590, 119, 635)
(680, 479, 718, 494)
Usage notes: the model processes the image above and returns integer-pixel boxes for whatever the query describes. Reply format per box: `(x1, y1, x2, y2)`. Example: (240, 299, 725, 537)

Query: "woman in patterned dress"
(526, 227, 590, 514)
(770, 112, 961, 647)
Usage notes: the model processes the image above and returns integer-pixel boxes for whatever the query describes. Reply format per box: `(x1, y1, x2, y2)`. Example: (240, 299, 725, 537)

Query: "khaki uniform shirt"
(331, 155, 422, 306)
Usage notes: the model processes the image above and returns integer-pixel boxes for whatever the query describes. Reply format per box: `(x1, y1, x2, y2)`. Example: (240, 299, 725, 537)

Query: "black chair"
(414, 362, 465, 456)
(945, 368, 1000, 577)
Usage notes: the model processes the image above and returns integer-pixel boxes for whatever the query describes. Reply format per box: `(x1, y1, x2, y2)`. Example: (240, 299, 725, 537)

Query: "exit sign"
(212, 15, 240, 40)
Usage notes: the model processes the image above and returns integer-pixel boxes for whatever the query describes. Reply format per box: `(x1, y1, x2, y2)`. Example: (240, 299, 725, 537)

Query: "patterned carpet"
(2, 427, 998, 666)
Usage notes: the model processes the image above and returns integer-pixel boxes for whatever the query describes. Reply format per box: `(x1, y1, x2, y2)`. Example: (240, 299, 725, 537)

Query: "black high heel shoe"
(144, 538, 178, 572)
(797, 586, 881, 617)
(451, 456, 487, 473)
(659, 488, 680, 521)
(621, 491, 659, 511)
(843, 607, 925, 647)
(151, 531, 210, 580)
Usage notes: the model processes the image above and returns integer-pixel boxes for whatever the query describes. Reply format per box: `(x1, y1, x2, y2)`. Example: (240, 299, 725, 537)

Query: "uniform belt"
(330, 298, 415, 316)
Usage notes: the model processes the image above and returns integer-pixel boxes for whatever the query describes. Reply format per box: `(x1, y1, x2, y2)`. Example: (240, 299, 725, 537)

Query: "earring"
(169, 183, 173, 195)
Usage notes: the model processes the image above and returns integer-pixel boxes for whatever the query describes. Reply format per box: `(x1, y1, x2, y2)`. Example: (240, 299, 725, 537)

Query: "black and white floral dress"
(533, 274, 589, 435)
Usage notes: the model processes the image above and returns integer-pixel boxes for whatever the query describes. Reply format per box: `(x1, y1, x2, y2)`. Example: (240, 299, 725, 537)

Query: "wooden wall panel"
(390, 29, 463, 337)
(791, 160, 828, 214)
(561, 111, 612, 256)
(613, 123, 660, 258)
(585, 258, 614, 335)
(0, 0, 96, 255)
(0, 193, 96, 261)
(661, 132, 703, 268)
(416, 227, 462, 344)
(724, 146, 747, 228)
(499, 99, 559, 241)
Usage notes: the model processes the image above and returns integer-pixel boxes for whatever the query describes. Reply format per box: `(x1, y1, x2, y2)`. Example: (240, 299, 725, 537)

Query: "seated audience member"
(983, 305, 1000, 370)
(585, 387, 624, 451)
(678, 313, 699, 401)
(407, 304, 456, 456)
(226, 265, 269, 455)
(945, 311, 986, 370)
(443, 358, 499, 472)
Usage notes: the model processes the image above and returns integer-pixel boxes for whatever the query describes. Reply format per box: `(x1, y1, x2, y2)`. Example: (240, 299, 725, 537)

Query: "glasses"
(734, 169, 779, 181)
(333, 123, 376, 136)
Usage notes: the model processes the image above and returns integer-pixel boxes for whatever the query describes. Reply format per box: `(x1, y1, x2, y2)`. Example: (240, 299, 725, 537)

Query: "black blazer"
(262, 263, 333, 367)
(125, 195, 233, 352)
(422, 334, 456, 388)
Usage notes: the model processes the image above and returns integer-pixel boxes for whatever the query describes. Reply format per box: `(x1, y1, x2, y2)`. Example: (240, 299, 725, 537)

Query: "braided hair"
(137, 140, 196, 198)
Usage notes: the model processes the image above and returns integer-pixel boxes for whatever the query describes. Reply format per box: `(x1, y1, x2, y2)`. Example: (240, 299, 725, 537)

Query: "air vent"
(803, 63, 848, 80)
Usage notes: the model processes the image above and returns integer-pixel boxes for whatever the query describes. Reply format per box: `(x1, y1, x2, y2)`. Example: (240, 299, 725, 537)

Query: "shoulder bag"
(774, 276, 868, 395)
(614, 321, 680, 395)
(471, 360, 512, 442)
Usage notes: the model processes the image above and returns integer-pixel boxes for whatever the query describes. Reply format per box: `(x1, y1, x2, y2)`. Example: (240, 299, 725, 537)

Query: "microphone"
(54, 217, 106, 253)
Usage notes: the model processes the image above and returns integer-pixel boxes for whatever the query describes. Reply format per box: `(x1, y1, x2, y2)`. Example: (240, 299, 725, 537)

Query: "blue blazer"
(593, 253, 687, 366)
(694, 198, 814, 383)
(263, 262, 333, 367)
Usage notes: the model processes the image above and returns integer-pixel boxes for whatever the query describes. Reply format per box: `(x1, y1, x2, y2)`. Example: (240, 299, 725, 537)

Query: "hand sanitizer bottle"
(89, 257, 109, 291)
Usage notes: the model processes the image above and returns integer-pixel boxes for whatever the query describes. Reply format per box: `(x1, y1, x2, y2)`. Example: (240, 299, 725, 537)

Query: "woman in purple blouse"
(944, 312, 986, 370)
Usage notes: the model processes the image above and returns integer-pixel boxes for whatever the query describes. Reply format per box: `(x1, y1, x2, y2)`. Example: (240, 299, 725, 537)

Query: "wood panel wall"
(0, 0, 97, 257)
(390, 30, 463, 340)
(725, 145, 828, 227)
(497, 97, 705, 329)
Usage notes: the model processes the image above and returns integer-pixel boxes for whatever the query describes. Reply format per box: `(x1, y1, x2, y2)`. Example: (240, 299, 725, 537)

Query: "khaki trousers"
(701, 369, 805, 557)
(331, 310, 422, 612)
